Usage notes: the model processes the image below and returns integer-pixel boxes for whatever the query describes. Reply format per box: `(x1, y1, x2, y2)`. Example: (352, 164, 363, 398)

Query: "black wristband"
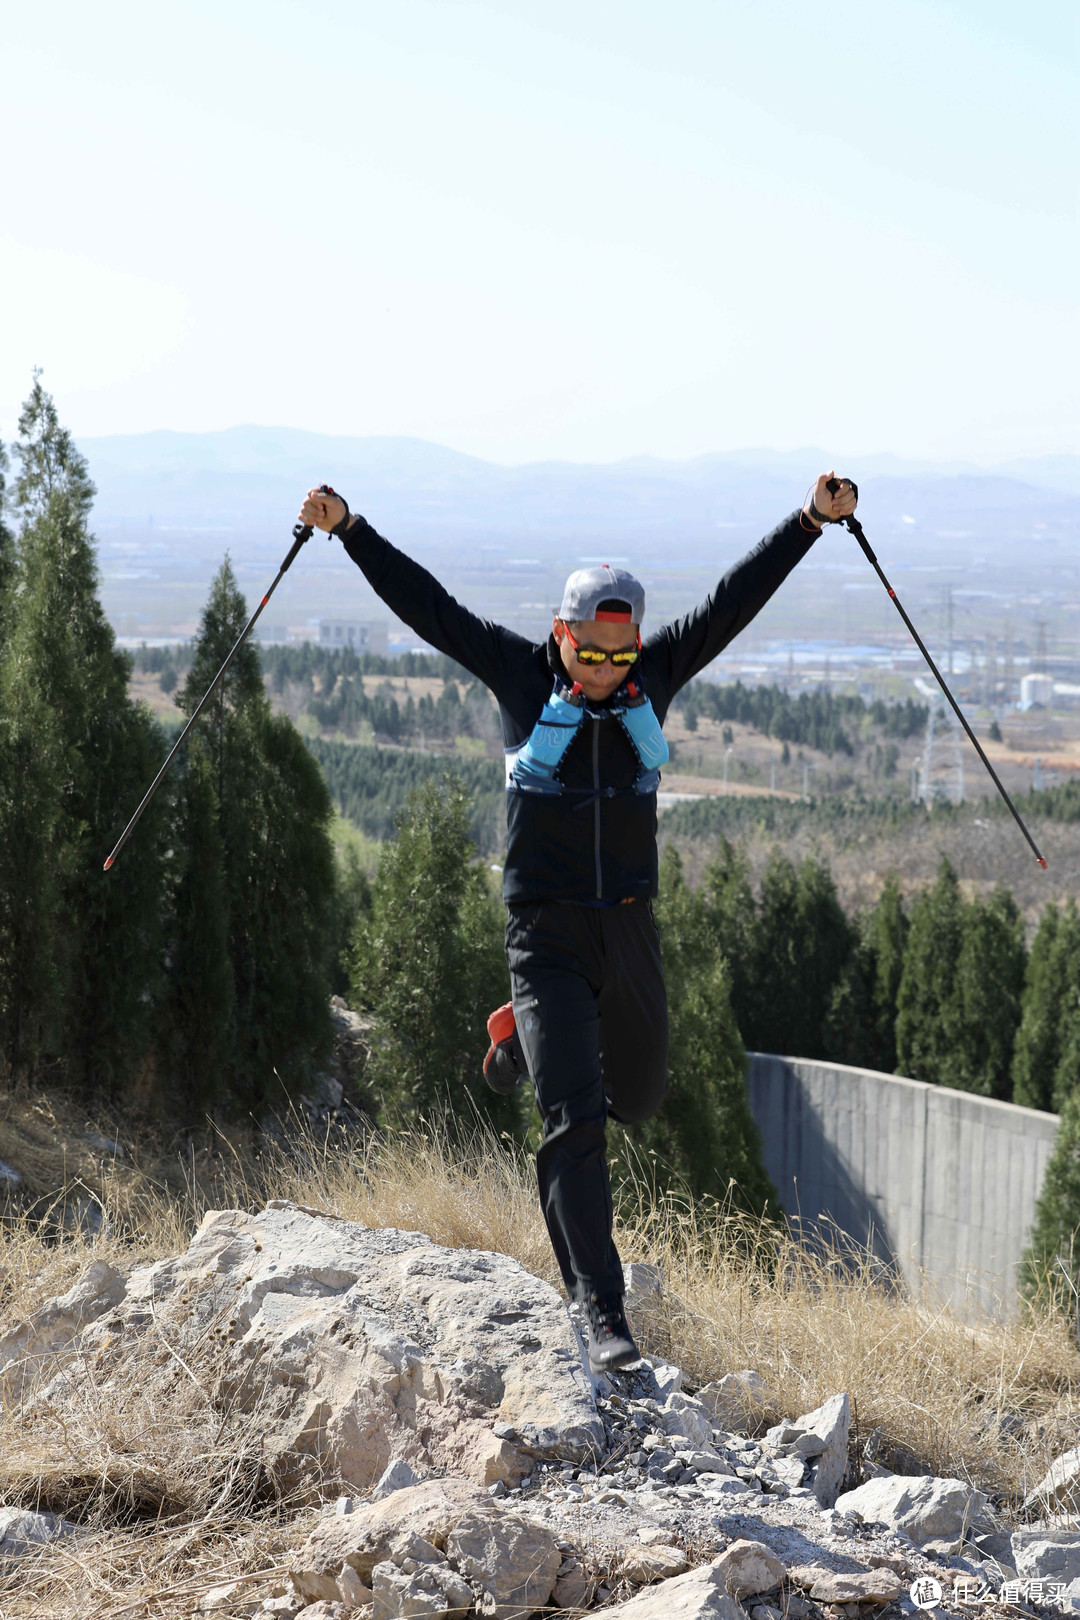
(327, 489, 351, 538)
(808, 496, 829, 525)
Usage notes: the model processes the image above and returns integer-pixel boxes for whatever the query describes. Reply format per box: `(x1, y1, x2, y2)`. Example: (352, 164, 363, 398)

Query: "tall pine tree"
(350, 776, 523, 1134)
(168, 558, 336, 1113)
(1013, 903, 1080, 1112)
(895, 857, 966, 1084)
(826, 874, 909, 1073)
(0, 377, 167, 1095)
(736, 850, 854, 1059)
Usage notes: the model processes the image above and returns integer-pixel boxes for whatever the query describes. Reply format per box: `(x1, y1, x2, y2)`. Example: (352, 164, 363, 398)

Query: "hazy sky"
(3, 0, 1076, 463)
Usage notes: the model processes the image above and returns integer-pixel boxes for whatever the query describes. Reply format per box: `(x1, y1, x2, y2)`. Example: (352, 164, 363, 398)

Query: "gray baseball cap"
(558, 563, 645, 625)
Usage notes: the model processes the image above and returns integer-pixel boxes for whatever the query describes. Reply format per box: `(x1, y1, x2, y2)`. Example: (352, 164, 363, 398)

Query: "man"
(298, 473, 857, 1372)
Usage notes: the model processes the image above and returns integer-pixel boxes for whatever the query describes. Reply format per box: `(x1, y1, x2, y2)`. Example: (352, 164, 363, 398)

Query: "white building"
(1020, 672, 1054, 709)
(318, 619, 389, 654)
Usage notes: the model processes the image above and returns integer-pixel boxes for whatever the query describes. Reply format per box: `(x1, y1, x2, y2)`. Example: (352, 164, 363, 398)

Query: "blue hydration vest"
(507, 678, 669, 798)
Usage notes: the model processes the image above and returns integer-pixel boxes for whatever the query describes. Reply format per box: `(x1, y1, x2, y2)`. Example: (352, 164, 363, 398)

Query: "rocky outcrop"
(12, 1211, 1032, 1619)
(0, 1259, 125, 1400)
(1024, 1447, 1080, 1517)
(56, 1203, 603, 1494)
(834, 1474, 986, 1544)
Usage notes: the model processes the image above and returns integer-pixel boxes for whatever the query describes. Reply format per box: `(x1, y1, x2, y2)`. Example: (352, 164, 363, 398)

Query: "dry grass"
(2, 1107, 1079, 1616)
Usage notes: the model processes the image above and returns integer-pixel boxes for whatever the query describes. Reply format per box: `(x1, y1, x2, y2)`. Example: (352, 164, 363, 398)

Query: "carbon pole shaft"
(103, 518, 315, 871)
(833, 493, 1047, 869)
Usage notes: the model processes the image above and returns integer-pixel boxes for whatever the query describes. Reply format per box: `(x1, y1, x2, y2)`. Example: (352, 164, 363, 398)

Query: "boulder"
(1024, 1448, 1080, 1517)
(800, 1569, 905, 1605)
(622, 1543, 690, 1583)
(792, 1393, 850, 1507)
(1012, 1532, 1080, 1585)
(0, 1260, 126, 1400)
(292, 1478, 485, 1601)
(601, 1559, 748, 1617)
(834, 1475, 986, 1546)
(445, 1506, 561, 1618)
(698, 1371, 770, 1433)
(371, 1558, 474, 1618)
(714, 1540, 787, 1599)
(60, 1204, 604, 1494)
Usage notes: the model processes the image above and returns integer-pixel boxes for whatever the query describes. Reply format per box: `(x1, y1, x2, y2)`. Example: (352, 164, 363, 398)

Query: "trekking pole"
(827, 477, 1047, 869)
(103, 486, 337, 871)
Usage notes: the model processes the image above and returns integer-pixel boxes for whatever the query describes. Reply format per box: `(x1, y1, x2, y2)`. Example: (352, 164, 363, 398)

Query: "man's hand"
(803, 471, 857, 528)
(299, 486, 348, 533)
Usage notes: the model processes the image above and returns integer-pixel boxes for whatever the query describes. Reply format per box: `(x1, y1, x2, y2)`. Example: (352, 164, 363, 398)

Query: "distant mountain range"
(77, 427, 1080, 556)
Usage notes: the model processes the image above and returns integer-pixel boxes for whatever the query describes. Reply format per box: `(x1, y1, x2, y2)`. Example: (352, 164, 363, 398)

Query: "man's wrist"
(329, 496, 352, 538)
(800, 505, 823, 532)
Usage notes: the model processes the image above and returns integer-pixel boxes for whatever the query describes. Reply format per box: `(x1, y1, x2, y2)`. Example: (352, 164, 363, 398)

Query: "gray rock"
(445, 1506, 560, 1618)
(683, 1450, 735, 1475)
(84, 1130, 127, 1160)
(0, 1507, 77, 1561)
(771, 1455, 807, 1489)
(834, 1476, 986, 1546)
(699, 1475, 754, 1499)
(553, 1562, 592, 1607)
(389, 1530, 444, 1572)
(623, 1543, 690, 1583)
(372, 1557, 473, 1618)
(654, 1392, 714, 1449)
(335, 1565, 373, 1606)
(793, 1393, 850, 1507)
(623, 1263, 663, 1307)
(292, 1478, 486, 1601)
(599, 1557, 749, 1617)
(1012, 1532, 1080, 1585)
(803, 1568, 905, 1605)
(58, 1204, 603, 1491)
(714, 1539, 787, 1599)
(0, 1259, 126, 1400)
(652, 1361, 686, 1396)
(698, 1371, 770, 1433)
(372, 1458, 419, 1499)
(1024, 1449, 1080, 1517)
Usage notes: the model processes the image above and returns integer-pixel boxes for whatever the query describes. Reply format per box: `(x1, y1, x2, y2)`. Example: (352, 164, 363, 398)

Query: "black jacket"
(342, 513, 818, 905)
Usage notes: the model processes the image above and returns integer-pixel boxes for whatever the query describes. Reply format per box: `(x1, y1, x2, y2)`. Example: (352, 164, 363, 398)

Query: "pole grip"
(281, 522, 313, 574)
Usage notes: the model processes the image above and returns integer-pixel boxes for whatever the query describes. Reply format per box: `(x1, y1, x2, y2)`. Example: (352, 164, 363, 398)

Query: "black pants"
(505, 900, 669, 1302)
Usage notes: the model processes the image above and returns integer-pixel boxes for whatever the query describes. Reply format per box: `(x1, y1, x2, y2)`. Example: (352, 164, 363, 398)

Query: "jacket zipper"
(593, 719, 602, 899)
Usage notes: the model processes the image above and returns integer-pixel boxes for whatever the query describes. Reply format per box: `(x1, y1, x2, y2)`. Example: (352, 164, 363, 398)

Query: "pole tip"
(1037, 857, 1048, 870)
(103, 856, 114, 871)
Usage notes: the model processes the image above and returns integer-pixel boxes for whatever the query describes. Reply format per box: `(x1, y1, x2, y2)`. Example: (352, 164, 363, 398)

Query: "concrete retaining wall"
(746, 1054, 1061, 1317)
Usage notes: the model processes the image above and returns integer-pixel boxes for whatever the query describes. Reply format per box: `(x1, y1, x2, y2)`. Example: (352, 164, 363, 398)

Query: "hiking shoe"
(585, 1292, 641, 1373)
(483, 1002, 522, 1095)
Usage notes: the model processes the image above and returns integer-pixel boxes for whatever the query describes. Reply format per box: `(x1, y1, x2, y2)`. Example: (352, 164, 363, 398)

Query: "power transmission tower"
(1036, 619, 1050, 672)
(919, 691, 965, 805)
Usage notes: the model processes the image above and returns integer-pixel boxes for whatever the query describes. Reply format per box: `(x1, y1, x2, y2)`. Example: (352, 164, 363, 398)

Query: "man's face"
(553, 617, 640, 701)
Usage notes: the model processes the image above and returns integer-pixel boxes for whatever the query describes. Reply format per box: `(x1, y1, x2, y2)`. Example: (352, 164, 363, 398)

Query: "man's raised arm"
(297, 486, 528, 694)
(644, 472, 858, 698)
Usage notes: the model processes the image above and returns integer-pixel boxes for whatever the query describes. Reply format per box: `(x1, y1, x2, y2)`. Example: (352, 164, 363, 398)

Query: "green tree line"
(673, 678, 927, 756)
(0, 381, 338, 1121)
